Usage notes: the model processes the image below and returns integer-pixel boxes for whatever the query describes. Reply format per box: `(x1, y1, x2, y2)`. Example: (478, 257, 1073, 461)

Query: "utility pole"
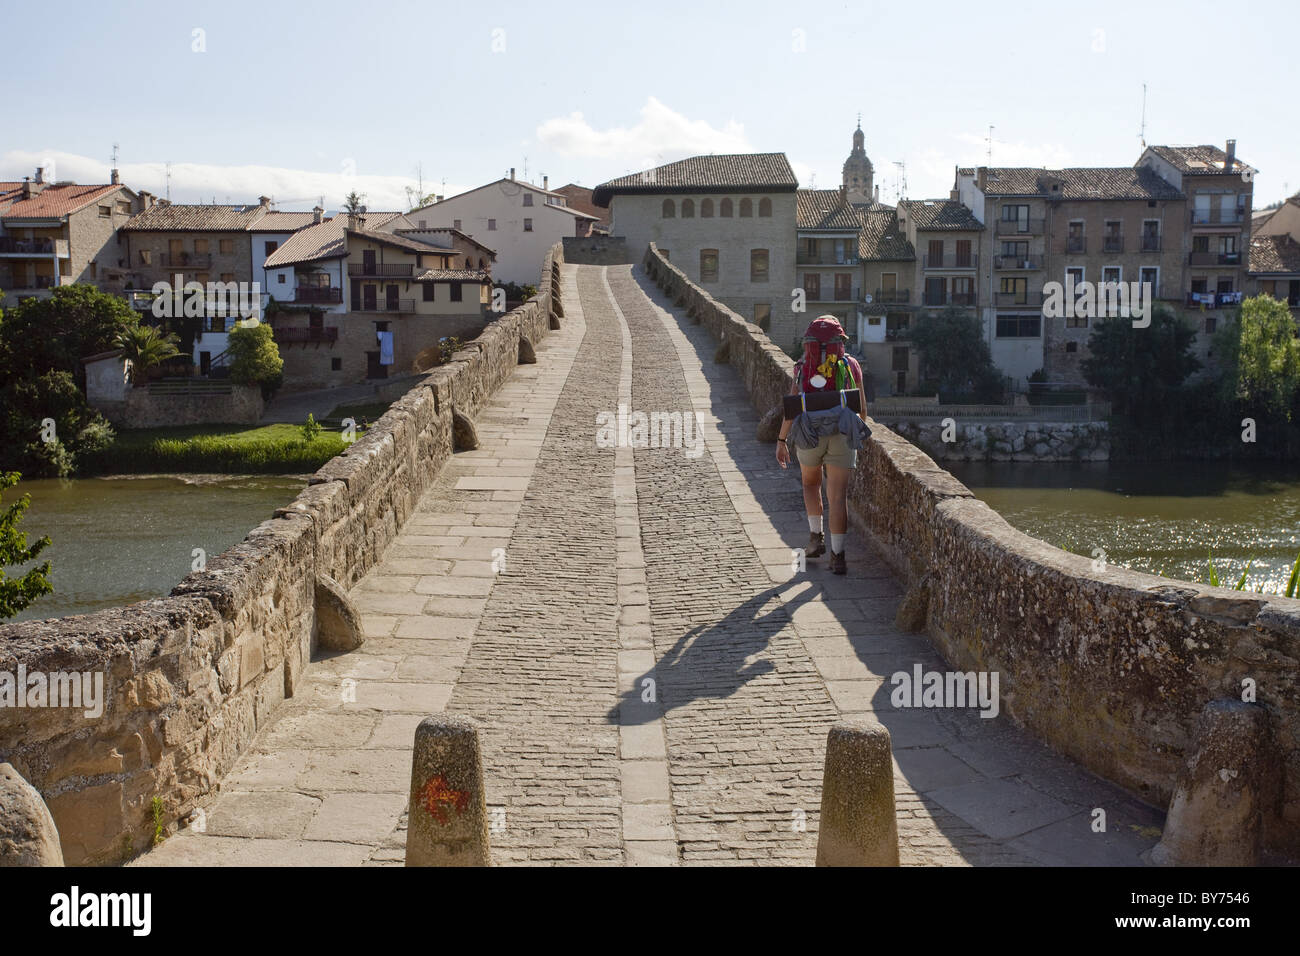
(1139, 83, 1148, 147)
(987, 126, 994, 166)
(165, 162, 172, 201)
(892, 161, 907, 203)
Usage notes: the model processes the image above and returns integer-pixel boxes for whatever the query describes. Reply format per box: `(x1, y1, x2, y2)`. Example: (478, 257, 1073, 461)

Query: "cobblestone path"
(136, 263, 1164, 867)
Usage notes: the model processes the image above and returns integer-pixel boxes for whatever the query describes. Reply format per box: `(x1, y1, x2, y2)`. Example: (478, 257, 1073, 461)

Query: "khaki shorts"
(795, 433, 857, 470)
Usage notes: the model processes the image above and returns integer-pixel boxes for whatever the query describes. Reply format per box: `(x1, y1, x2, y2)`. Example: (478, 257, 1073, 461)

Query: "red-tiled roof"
(975, 167, 1182, 200)
(858, 207, 914, 261)
(899, 199, 984, 231)
(592, 153, 798, 206)
(1149, 144, 1252, 176)
(1250, 235, 1300, 275)
(122, 202, 266, 231)
(411, 269, 492, 282)
(1, 183, 125, 220)
(248, 211, 318, 232)
(797, 189, 861, 230)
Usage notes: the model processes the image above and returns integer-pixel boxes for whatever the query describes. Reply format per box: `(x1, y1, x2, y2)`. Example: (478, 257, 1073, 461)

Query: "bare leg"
(801, 465, 824, 519)
(824, 465, 850, 535)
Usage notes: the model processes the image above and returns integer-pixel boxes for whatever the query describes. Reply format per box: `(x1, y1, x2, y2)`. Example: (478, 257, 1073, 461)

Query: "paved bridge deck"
(137, 263, 1163, 866)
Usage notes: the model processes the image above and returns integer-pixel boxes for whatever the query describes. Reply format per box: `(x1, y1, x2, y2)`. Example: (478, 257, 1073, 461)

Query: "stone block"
(816, 719, 900, 866)
(406, 715, 491, 866)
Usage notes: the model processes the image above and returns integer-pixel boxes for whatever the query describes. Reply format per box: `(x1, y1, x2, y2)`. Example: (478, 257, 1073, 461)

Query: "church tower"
(842, 118, 874, 206)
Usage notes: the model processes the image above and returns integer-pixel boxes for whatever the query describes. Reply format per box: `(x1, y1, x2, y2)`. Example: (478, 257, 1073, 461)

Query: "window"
(955, 239, 972, 267)
(1001, 204, 1030, 230)
(219, 238, 234, 255)
(1205, 315, 1217, 334)
(1065, 342, 1078, 353)
(751, 249, 769, 282)
(450, 282, 463, 301)
(834, 273, 853, 301)
(753, 303, 771, 330)
(758, 197, 772, 217)
(996, 314, 1041, 338)
(1066, 266, 1084, 288)
(488, 219, 496, 230)
(89, 262, 97, 279)
(740, 198, 753, 217)
(999, 277, 1026, 303)
(1142, 220, 1160, 251)
(117, 201, 130, 215)
(1001, 240, 1029, 258)
(98, 205, 111, 217)
(523, 193, 533, 207)
(700, 249, 718, 283)
(1102, 266, 1121, 286)
(928, 239, 944, 267)
(1192, 234, 1210, 253)
(681, 198, 695, 218)
(662, 199, 675, 218)
(195, 239, 210, 254)
(524, 218, 533, 232)
(951, 276, 974, 304)
(331, 357, 342, 371)
(701, 199, 713, 218)
(139, 249, 152, 265)
(277, 273, 286, 284)
(265, 240, 278, 256)
(924, 275, 945, 305)
(423, 283, 435, 302)
(1067, 220, 1085, 253)
(419, 220, 427, 229)
(720, 198, 733, 217)
(1219, 235, 1238, 259)
(221, 272, 234, 283)
(803, 272, 820, 300)
(196, 272, 210, 285)
(454, 219, 462, 230)
(1139, 267, 1158, 294)
(1103, 220, 1123, 252)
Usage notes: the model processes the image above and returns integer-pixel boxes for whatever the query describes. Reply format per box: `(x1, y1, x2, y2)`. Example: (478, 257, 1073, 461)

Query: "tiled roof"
(1250, 235, 1300, 275)
(552, 184, 609, 223)
(796, 189, 860, 230)
(858, 208, 914, 261)
(393, 226, 497, 257)
(899, 199, 983, 231)
(346, 226, 447, 255)
(1149, 144, 1250, 175)
(592, 153, 798, 205)
(976, 167, 1182, 200)
(122, 203, 267, 231)
(411, 269, 492, 282)
(248, 211, 318, 232)
(1, 183, 125, 220)
(263, 217, 347, 268)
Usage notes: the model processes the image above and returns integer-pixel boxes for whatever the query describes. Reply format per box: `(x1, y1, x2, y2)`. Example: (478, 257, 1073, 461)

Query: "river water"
(2, 475, 305, 623)
(948, 461, 1300, 595)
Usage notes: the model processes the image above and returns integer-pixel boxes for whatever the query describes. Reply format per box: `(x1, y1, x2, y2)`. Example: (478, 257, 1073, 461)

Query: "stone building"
(842, 121, 875, 207)
(263, 213, 491, 388)
(593, 153, 800, 346)
(0, 168, 140, 307)
(551, 184, 610, 235)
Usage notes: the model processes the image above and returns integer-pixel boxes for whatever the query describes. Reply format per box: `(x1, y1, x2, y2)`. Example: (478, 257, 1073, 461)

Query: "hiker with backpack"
(775, 316, 870, 575)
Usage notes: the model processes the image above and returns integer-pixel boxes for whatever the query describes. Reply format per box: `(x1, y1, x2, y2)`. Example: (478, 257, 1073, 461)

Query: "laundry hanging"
(377, 330, 394, 366)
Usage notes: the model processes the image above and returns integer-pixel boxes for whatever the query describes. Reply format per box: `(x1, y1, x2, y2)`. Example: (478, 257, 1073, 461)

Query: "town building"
(551, 184, 610, 235)
(0, 168, 139, 307)
(408, 173, 595, 285)
(593, 153, 800, 346)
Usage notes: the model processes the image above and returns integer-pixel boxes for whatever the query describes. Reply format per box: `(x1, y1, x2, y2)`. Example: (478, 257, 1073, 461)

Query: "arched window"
(720, 198, 733, 217)
(465, 258, 472, 269)
(662, 198, 675, 218)
(740, 198, 753, 217)
(682, 198, 695, 218)
(759, 197, 772, 217)
(478, 258, 485, 269)
(701, 198, 713, 218)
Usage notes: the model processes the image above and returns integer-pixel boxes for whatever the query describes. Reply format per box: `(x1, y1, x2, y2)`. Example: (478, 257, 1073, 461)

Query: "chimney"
(510, 167, 516, 181)
(347, 212, 359, 230)
(34, 167, 44, 184)
(312, 205, 324, 224)
(976, 167, 988, 192)
(950, 188, 959, 201)
(874, 185, 880, 204)
(21, 176, 31, 199)
(111, 168, 120, 185)
(258, 195, 270, 208)
(543, 175, 549, 191)
(138, 190, 154, 210)
(435, 194, 443, 203)
(1225, 139, 1237, 171)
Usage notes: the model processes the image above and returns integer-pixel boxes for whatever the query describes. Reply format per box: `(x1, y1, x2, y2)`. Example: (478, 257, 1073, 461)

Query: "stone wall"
(562, 235, 631, 265)
(888, 420, 1109, 462)
(0, 244, 564, 865)
(642, 242, 1300, 855)
(118, 384, 265, 428)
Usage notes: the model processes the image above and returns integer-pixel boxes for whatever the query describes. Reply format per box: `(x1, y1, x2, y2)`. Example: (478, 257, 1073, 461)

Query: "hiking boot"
(829, 549, 847, 575)
(806, 531, 826, 558)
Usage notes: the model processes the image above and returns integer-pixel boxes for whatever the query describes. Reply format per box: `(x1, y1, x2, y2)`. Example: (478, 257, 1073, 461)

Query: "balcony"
(994, 291, 1046, 308)
(348, 262, 415, 277)
(1191, 208, 1245, 225)
(923, 291, 978, 307)
(1186, 292, 1244, 309)
(994, 254, 1043, 270)
(1064, 237, 1086, 254)
(294, 286, 343, 304)
(160, 252, 213, 269)
(1140, 235, 1162, 252)
(872, 288, 911, 304)
(356, 298, 416, 313)
(995, 218, 1045, 236)
(0, 237, 68, 257)
(274, 326, 339, 344)
(1189, 251, 1241, 267)
(922, 253, 978, 270)
(1102, 236, 1125, 253)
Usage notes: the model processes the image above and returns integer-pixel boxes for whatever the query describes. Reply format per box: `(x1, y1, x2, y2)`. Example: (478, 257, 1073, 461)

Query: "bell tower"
(842, 116, 874, 206)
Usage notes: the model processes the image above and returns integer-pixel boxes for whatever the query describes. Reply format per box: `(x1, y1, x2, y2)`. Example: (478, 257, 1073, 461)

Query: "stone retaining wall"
(642, 242, 1300, 855)
(562, 235, 631, 265)
(888, 420, 1110, 462)
(0, 244, 564, 865)
(119, 384, 265, 428)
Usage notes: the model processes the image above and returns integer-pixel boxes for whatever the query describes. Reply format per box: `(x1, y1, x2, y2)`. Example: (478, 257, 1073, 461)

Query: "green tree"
(1216, 295, 1300, 421)
(228, 322, 284, 397)
(0, 284, 137, 391)
(343, 191, 366, 215)
(908, 306, 1004, 401)
(117, 325, 182, 386)
(0, 472, 53, 619)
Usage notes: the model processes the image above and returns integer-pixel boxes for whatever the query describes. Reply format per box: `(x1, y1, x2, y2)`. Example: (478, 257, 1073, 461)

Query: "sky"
(5, 0, 1296, 212)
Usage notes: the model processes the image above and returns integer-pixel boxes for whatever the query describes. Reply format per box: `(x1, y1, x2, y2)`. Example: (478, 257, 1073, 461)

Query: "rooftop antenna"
(523, 156, 529, 182)
(111, 142, 119, 168)
(165, 162, 172, 201)
(986, 126, 994, 165)
(1139, 82, 1148, 147)
(893, 161, 907, 202)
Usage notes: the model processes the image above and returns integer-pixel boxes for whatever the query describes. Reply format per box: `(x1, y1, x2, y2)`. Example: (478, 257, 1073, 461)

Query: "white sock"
(808, 515, 823, 534)
(831, 533, 846, 554)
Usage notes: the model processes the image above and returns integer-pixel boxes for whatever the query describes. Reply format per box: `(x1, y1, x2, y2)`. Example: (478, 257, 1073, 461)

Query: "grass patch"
(328, 401, 393, 423)
(79, 422, 362, 475)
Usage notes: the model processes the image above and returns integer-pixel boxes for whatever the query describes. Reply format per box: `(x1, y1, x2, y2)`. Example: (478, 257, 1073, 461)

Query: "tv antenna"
(165, 161, 172, 201)
(111, 142, 119, 168)
(986, 126, 994, 165)
(893, 161, 907, 202)
(1139, 83, 1148, 146)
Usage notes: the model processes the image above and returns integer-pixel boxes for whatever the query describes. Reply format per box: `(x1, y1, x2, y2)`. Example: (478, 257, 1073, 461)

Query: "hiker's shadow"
(608, 580, 827, 726)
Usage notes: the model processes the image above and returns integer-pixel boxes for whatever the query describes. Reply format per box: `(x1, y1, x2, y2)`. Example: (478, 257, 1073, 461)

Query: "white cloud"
(0, 149, 459, 212)
(536, 97, 751, 170)
(952, 132, 1072, 170)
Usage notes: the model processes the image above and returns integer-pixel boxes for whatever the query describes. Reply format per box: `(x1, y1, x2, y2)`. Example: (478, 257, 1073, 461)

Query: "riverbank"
(77, 422, 361, 475)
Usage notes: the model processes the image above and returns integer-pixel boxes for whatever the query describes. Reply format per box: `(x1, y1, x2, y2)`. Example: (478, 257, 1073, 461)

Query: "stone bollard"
(406, 715, 491, 867)
(315, 574, 364, 652)
(816, 719, 900, 867)
(1152, 699, 1273, 867)
(0, 763, 64, 866)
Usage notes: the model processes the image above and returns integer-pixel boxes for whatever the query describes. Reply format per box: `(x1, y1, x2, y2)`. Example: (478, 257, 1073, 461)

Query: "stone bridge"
(4, 247, 1298, 866)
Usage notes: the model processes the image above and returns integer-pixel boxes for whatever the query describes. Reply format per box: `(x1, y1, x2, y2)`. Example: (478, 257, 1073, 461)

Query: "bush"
(227, 322, 284, 397)
(300, 413, 322, 441)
